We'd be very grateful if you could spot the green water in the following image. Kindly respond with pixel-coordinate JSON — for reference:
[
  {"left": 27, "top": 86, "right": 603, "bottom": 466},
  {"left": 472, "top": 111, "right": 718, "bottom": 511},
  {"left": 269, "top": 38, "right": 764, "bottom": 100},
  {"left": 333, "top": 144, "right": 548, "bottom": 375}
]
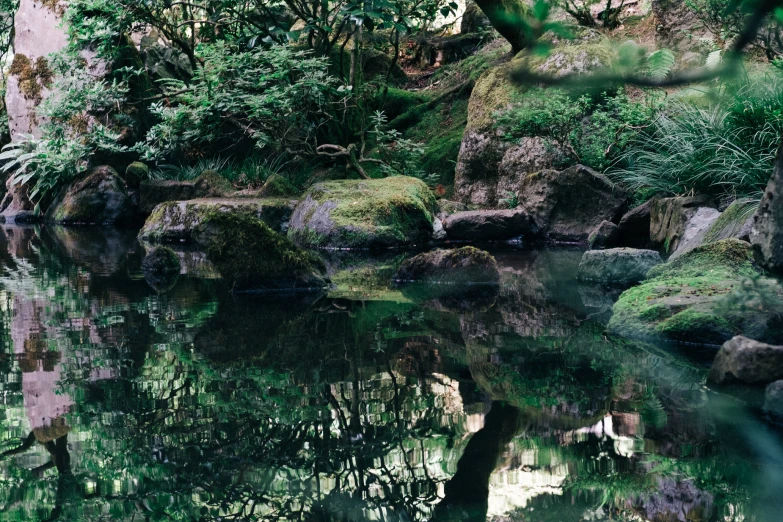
[{"left": 0, "top": 225, "right": 781, "bottom": 522}]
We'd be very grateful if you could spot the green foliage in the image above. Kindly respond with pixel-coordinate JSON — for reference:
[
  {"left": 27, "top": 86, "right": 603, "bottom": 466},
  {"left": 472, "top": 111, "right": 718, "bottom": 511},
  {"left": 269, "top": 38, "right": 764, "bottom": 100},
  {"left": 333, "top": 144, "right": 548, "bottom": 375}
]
[
  {"left": 369, "top": 111, "right": 432, "bottom": 181},
  {"left": 498, "top": 88, "right": 661, "bottom": 171},
  {"left": 645, "top": 49, "right": 676, "bottom": 80},
  {"left": 499, "top": 190, "right": 519, "bottom": 209},
  {"left": 610, "top": 73, "right": 783, "bottom": 201}
]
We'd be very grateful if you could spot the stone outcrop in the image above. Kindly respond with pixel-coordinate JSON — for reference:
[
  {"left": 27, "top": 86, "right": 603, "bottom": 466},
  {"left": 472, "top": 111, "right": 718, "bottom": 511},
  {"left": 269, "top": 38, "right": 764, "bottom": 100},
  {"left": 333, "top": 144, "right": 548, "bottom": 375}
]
[
  {"left": 751, "top": 145, "right": 783, "bottom": 273},
  {"left": 578, "top": 248, "right": 662, "bottom": 284},
  {"left": 442, "top": 208, "right": 538, "bottom": 240},
  {"left": 649, "top": 195, "right": 716, "bottom": 255},
  {"left": 708, "top": 336, "right": 783, "bottom": 385},
  {"left": 288, "top": 176, "right": 437, "bottom": 249},
  {"left": 139, "top": 197, "right": 298, "bottom": 242},
  {"left": 454, "top": 34, "right": 612, "bottom": 207},
  {"left": 667, "top": 207, "right": 721, "bottom": 259},
  {"left": 47, "top": 166, "right": 134, "bottom": 225},
  {"left": 138, "top": 171, "right": 233, "bottom": 215},
  {"left": 608, "top": 239, "right": 783, "bottom": 345},
  {"left": 616, "top": 199, "right": 655, "bottom": 248},
  {"left": 393, "top": 246, "right": 500, "bottom": 283},
  {"left": 588, "top": 220, "right": 619, "bottom": 249},
  {"left": 516, "top": 165, "right": 628, "bottom": 243}
]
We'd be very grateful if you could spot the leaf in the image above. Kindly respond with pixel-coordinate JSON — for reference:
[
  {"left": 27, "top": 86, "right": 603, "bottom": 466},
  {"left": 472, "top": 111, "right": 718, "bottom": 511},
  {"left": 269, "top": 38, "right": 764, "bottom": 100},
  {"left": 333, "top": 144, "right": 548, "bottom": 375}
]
[{"left": 646, "top": 49, "right": 675, "bottom": 80}]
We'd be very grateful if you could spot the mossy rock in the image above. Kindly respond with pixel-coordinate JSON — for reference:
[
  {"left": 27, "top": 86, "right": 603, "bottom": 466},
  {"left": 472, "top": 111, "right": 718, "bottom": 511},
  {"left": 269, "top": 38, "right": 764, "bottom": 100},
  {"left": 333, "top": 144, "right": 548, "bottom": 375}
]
[
  {"left": 125, "top": 161, "right": 149, "bottom": 189},
  {"left": 288, "top": 176, "right": 438, "bottom": 249},
  {"left": 258, "top": 174, "right": 300, "bottom": 197},
  {"left": 139, "top": 170, "right": 233, "bottom": 215},
  {"left": 198, "top": 212, "right": 329, "bottom": 292},
  {"left": 142, "top": 246, "right": 181, "bottom": 292},
  {"left": 47, "top": 166, "right": 134, "bottom": 225},
  {"left": 394, "top": 246, "right": 500, "bottom": 284},
  {"left": 139, "top": 197, "right": 298, "bottom": 243},
  {"left": 608, "top": 239, "right": 783, "bottom": 345}
]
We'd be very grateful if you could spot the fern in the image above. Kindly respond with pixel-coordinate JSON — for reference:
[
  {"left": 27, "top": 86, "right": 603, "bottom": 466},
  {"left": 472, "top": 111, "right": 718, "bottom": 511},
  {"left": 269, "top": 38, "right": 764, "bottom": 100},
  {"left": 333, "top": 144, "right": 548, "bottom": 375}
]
[{"left": 646, "top": 49, "right": 676, "bottom": 80}]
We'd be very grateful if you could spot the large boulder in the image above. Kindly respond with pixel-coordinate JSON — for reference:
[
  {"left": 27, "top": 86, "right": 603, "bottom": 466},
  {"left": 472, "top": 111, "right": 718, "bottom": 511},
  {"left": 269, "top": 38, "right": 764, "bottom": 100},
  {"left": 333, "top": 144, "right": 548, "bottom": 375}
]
[
  {"left": 454, "top": 35, "right": 612, "bottom": 207},
  {"left": 707, "top": 336, "right": 783, "bottom": 385},
  {"left": 578, "top": 248, "right": 662, "bottom": 284},
  {"left": 667, "top": 207, "right": 721, "bottom": 259},
  {"left": 608, "top": 239, "right": 783, "bottom": 345},
  {"left": 516, "top": 165, "right": 629, "bottom": 242},
  {"left": 288, "top": 176, "right": 437, "bottom": 249},
  {"left": 139, "top": 197, "right": 298, "bottom": 242},
  {"left": 649, "top": 195, "right": 717, "bottom": 255},
  {"left": 616, "top": 199, "right": 655, "bottom": 248},
  {"left": 442, "top": 208, "right": 538, "bottom": 240},
  {"left": 47, "top": 166, "right": 134, "bottom": 225},
  {"left": 393, "top": 247, "right": 500, "bottom": 283},
  {"left": 138, "top": 171, "right": 232, "bottom": 215},
  {"left": 751, "top": 147, "right": 783, "bottom": 274},
  {"left": 588, "top": 220, "right": 619, "bottom": 249}
]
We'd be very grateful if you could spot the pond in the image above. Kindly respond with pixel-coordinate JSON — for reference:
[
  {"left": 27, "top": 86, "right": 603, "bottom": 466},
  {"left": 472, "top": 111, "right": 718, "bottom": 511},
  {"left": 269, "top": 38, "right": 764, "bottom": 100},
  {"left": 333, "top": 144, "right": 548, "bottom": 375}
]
[{"left": 0, "top": 225, "right": 781, "bottom": 522}]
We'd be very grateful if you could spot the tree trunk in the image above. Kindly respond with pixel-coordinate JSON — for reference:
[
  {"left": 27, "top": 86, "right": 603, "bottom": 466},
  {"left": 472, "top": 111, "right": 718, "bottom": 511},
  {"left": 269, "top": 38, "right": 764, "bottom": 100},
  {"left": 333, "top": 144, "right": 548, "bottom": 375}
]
[{"left": 473, "top": 0, "right": 532, "bottom": 54}]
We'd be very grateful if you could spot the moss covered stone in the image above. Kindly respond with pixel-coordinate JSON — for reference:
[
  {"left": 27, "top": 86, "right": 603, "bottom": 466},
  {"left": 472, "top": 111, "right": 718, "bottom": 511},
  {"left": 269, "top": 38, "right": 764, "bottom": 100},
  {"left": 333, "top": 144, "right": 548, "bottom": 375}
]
[
  {"left": 139, "top": 197, "right": 298, "bottom": 242},
  {"left": 47, "top": 166, "right": 133, "bottom": 225},
  {"left": 394, "top": 246, "right": 500, "bottom": 283},
  {"left": 139, "top": 170, "right": 233, "bottom": 215},
  {"left": 608, "top": 239, "right": 783, "bottom": 345},
  {"left": 258, "top": 174, "right": 300, "bottom": 197},
  {"left": 125, "top": 161, "right": 149, "bottom": 189},
  {"left": 288, "top": 176, "right": 438, "bottom": 249}
]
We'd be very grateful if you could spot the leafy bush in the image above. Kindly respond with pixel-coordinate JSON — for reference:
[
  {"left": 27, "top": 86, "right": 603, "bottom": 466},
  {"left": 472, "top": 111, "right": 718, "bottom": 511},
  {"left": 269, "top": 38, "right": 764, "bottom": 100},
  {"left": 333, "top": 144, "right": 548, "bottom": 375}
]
[
  {"left": 609, "top": 73, "right": 783, "bottom": 202},
  {"left": 498, "top": 88, "right": 661, "bottom": 171}
]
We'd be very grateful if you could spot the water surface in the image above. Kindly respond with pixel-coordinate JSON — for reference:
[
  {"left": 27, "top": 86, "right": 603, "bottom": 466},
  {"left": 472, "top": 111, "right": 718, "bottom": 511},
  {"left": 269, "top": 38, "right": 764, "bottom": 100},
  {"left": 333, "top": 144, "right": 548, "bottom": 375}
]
[{"left": 0, "top": 225, "right": 781, "bottom": 521}]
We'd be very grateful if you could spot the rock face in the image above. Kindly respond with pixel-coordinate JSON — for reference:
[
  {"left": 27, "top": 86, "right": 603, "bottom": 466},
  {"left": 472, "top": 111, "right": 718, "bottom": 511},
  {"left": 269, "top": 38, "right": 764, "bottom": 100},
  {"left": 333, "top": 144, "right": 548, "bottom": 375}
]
[
  {"left": 516, "top": 165, "right": 628, "bottom": 242},
  {"left": 48, "top": 166, "right": 134, "bottom": 225},
  {"left": 608, "top": 239, "right": 783, "bottom": 345},
  {"left": 288, "top": 176, "right": 437, "bottom": 249},
  {"left": 393, "top": 247, "right": 500, "bottom": 283},
  {"left": 442, "top": 208, "right": 538, "bottom": 240},
  {"left": 751, "top": 146, "right": 783, "bottom": 273},
  {"left": 139, "top": 198, "right": 298, "bottom": 242},
  {"left": 578, "top": 248, "right": 662, "bottom": 284},
  {"left": 764, "top": 380, "right": 783, "bottom": 419},
  {"left": 138, "top": 172, "right": 233, "bottom": 215},
  {"left": 667, "top": 206, "right": 721, "bottom": 259},
  {"left": 652, "top": 0, "right": 712, "bottom": 52},
  {"left": 0, "top": 177, "right": 37, "bottom": 223},
  {"left": 454, "top": 35, "right": 612, "bottom": 207},
  {"left": 616, "top": 199, "right": 655, "bottom": 248},
  {"left": 588, "top": 220, "right": 619, "bottom": 249},
  {"left": 707, "top": 336, "right": 783, "bottom": 385},
  {"left": 650, "top": 195, "right": 716, "bottom": 255},
  {"left": 4, "top": 0, "right": 69, "bottom": 138}
]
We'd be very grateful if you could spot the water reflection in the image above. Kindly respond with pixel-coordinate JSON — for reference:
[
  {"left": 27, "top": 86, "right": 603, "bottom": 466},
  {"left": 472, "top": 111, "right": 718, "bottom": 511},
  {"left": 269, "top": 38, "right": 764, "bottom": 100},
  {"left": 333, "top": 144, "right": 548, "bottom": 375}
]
[{"left": 0, "top": 226, "right": 780, "bottom": 521}]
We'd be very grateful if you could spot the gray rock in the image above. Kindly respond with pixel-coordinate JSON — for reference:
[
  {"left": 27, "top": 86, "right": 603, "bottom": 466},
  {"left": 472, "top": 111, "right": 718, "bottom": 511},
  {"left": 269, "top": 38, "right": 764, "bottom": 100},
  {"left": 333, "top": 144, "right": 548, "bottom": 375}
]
[
  {"left": 516, "top": 165, "right": 628, "bottom": 243},
  {"left": 442, "top": 208, "right": 538, "bottom": 241},
  {"left": 47, "top": 166, "right": 133, "bottom": 225},
  {"left": 650, "top": 195, "right": 717, "bottom": 255},
  {"left": 588, "top": 220, "right": 619, "bottom": 249},
  {"left": 139, "top": 172, "right": 231, "bottom": 215},
  {"left": 708, "top": 336, "right": 783, "bottom": 385},
  {"left": 394, "top": 247, "right": 499, "bottom": 283},
  {"left": 751, "top": 147, "right": 783, "bottom": 273},
  {"left": 436, "top": 199, "right": 469, "bottom": 219},
  {"left": 616, "top": 199, "right": 655, "bottom": 248},
  {"left": 140, "top": 37, "right": 193, "bottom": 83},
  {"left": 668, "top": 206, "right": 722, "bottom": 260},
  {"left": 578, "top": 248, "right": 662, "bottom": 284},
  {"left": 764, "top": 380, "right": 783, "bottom": 419}
]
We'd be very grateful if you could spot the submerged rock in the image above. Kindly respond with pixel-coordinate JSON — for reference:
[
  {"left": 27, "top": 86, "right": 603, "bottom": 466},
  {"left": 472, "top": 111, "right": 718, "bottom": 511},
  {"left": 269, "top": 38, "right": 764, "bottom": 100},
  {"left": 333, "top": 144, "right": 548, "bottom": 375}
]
[
  {"left": 442, "top": 208, "right": 538, "bottom": 241},
  {"left": 707, "top": 336, "right": 783, "bottom": 385},
  {"left": 394, "top": 247, "right": 500, "bottom": 284},
  {"left": 608, "top": 239, "right": 783, "bottom": 345},
  {"left": 516, "top": 165, "right": 628, "bottom": 243},
  {"left": 751, "top": 149, "right": 783, "bottom": 274},
  {"left": 578, "top": 248, "right": 662, "bottom": 284},
  {"left": 48, "top": 166, "right": 133, "bottom": 225},
  {"left": 139, "top": 170, "right": 232, "bottom": 215},
  {"left": 649, "top": 195, "right": 716, "bottom": 255},
  {"left": 288, "top": 176, "right": 437, "bottom": 249},
  {"left": 588, "top": 220, "right": 619, "bottom": 249},
  {"left": 139, "top": 197, "right": 298, "bottom": 242},
  {"left": 764, "top": 380, "right": 783, "bottom": 420}
]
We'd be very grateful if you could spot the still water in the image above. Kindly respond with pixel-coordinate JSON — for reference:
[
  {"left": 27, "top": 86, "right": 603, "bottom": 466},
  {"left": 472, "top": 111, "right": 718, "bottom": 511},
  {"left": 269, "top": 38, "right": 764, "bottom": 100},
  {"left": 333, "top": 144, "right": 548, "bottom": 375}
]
[{"left": 0, "top": 224, "right": 781, "bottom": 522}]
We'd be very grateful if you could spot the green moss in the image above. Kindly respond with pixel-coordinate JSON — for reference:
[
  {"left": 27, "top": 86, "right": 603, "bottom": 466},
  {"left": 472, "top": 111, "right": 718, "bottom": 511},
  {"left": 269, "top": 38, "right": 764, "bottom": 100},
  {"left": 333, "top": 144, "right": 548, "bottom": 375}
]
[
  {"left": 703, "top": 198, "right": 757, "bottom": 243},
  {"left": 9, "top": 54, "right": 54, "bottom": 104},
  {"left": 142, "top": 246, "right": 181, "bottom": 274},
  {"left": 259, "top": 173, "right": 299, "bottom": 197},
  {"left": 196, "top": 170, "right": 233, "bottom": 194},
  {"left": 657, "top": 309, "right": 735, "bottom": 344},
  {"left": 404, "top": 98, "right": 468, "bottom": 186},
  {"left": 125, "top": 161, "right": 149, "bottom": 188},
  {"left": 647, "top": 239, "right": 757, "bottom": 279},
  {"left": 372, "top": 88, "right": 429, "bottom": 120}
]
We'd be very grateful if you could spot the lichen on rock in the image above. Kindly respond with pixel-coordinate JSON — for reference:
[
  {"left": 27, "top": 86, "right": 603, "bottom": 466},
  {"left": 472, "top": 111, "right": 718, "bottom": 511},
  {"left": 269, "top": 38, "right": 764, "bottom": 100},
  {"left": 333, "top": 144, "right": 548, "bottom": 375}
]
[{"left": 288, "top": 176, "right": 438, "bottom": 249}]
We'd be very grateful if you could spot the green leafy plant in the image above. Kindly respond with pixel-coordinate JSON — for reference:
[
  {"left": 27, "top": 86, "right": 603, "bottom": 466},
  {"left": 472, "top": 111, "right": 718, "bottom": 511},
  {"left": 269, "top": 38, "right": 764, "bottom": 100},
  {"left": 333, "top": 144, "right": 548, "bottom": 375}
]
[
  {"left": 499, "top": 190, "right": 519, "bottom": 209},
  {"left": 369, "top": 111, "right": 433, "bottom": 182}
]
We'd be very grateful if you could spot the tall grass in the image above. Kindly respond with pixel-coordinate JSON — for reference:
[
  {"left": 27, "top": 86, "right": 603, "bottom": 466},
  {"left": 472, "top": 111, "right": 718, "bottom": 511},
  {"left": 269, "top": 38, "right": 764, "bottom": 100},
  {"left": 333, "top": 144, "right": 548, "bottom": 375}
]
[
  {"left": 609, "top": 72, "right": 783, "bottom": 203},
  {"left": 151, "top": 155, "right": 295, "bottom": 187}
]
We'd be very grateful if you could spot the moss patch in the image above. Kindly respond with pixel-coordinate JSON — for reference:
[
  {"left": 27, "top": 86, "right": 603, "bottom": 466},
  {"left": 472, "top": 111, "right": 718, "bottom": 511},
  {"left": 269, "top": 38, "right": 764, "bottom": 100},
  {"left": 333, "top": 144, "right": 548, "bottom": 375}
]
[
  {"left": 258, "top": 173, "right": 300, "bottom": 197},
  {"left": 9, "top": 54, "right": 54, "bottom": 105},
  {"left": 608, "top": 239, "right": 783, "bottom": 345}
]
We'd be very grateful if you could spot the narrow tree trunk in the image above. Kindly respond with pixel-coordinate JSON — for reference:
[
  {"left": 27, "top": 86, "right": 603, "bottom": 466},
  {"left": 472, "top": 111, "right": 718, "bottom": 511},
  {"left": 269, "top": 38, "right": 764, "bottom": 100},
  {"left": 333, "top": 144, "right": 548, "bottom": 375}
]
[{"left": 473, "top": 0, "right": 532, "bottom": 54}]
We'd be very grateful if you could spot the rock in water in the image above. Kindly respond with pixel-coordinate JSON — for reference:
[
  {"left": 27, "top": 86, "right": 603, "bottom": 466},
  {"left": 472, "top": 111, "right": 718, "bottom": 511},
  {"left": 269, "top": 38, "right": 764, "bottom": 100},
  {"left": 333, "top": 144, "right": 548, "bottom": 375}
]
[
  {"left": 142, "top": 246, "right": 181, "bottom": 292},
  {"left": 516, "top": 165, "right": 628, "bottom": 243},
  {"left": 288, "top": 177, "right": 437, "bottom": 249},
  {"left": 708, "top": 336, "right": 783, "bottom": 385},
  {"left": 48, "top": 166, "right": 133, "bottom": 225},
  {"left": 608, "top": 239, "right": 783, "bottom": 345},
  {"left": 442, "top": 209, "right": 538, "bottom": 241},
  {"left": 588, "top": 221, "right": 619, "bottom": 249},
  {"left": 394, "top": 247, "right": 500, "bottom": 283},
  {"left": 578, "top": 248, "right": 662, "bottom": 284},
  {"left": 752, "top": 145, "right": 783, "bottom": 274},
  {"left": 764, "top": 380, "right": 783, "bottom": 420}
]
